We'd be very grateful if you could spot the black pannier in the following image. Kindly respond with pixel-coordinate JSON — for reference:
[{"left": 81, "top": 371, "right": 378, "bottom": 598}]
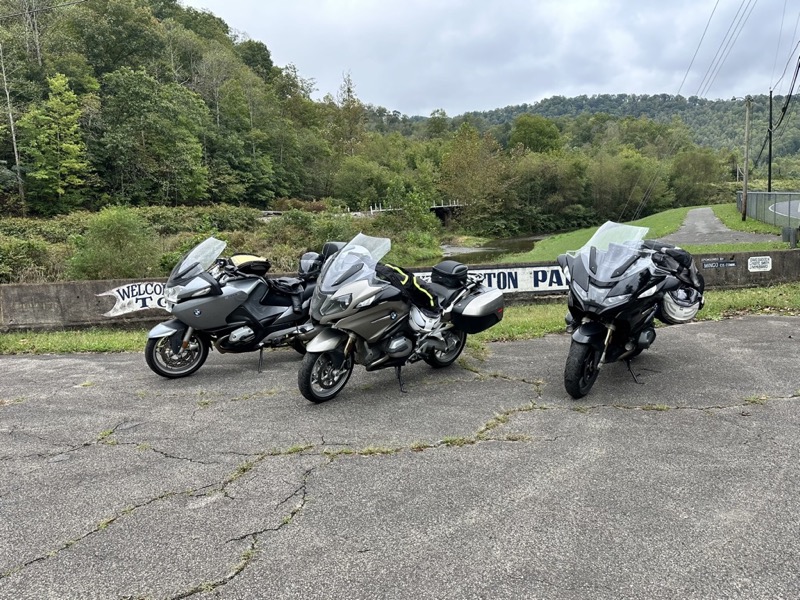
[{"left": 431, "top": 260, "right": 468, "bottom": 288}]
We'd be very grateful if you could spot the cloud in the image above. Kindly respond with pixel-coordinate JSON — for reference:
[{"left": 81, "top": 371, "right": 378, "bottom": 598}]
[{"left": 184, "top": 0, "right": 800, "bottom": 115}]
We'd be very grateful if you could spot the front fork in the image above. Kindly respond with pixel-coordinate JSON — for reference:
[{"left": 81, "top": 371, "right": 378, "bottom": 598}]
[
  {"left": 596, "top": 323, "right": 615, "bottom": 370},
  {"left": 573, "top": 318, "right": 614, "bottom": 371}
]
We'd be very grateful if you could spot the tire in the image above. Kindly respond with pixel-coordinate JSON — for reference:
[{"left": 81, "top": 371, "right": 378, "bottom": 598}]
[
  {"left": 145, "top": 334, "right": 209, "bottom": 379},
  {"left": 564, "top": 340, "right": 601, "bottom": 399},
  {"left": 298, "top": 349, "right": 354, "bottom": 403},
  {"left": 423, "top": 328, "right": 467, "bottom": 368}
]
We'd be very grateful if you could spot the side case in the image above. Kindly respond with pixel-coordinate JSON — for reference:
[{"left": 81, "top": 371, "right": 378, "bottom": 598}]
[{"left": 450, "top": 285, "right": 504, "bottom": 334}]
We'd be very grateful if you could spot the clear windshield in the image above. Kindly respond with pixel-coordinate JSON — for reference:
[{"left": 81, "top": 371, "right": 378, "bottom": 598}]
[
  {"left": 570, "top": 221, "right": 650, "bottom": 281},
  {"left": 318, "top": 233, "right": 391, "bottom": 293},
  {"left": 168, "top": 237, "right": 227, "bottom": 285}
]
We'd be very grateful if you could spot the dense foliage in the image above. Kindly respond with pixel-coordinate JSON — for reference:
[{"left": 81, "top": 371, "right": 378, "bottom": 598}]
[{"left": 0, "top": 0, "right": 796, "bottom": 252}]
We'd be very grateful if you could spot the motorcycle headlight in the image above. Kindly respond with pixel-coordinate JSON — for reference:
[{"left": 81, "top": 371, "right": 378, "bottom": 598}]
[
  {"left": 164, "top": 285, "right": 182, "bottom": 304},
  {"left": 319, "top": 293, "right": 352, "bottom": 316},
  {"left": 601, "top": 293, "right": 631, "bottom": 307},
  {"left": 638, "top": 285, "right": 658, "bottom": 299}
]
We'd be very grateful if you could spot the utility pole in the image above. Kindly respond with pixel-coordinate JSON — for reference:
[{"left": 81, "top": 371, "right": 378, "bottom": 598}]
[
  {"left": 768, "top": 90, "right": 773, "bottom": 192},
  {"left": 741, "top": 96, "right": 751, "bottom": 222}
]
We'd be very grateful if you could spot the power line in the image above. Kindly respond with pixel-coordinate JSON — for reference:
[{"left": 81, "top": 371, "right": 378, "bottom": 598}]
[
  {"left": 698, "top": 0, "right": 759, "bottom": 98},
  {"left": 0, "top": 0, "right": 90, "bottom": 22},
  {"left": 677, "top": 0, "right": 720, "bottom": 97}
]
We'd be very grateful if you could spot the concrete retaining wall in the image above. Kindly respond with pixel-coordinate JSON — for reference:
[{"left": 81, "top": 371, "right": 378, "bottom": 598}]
[{"left": 1, "top": 250, "right": 798, "bottom": 332}]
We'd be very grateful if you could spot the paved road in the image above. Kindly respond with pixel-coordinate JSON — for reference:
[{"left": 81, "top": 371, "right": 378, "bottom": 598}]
[
  {"left": 659, "top": 207, "right": 780, "bottom": 246},
  {"left": 2, "top": 315, "right": 800, "bottom": 599}
]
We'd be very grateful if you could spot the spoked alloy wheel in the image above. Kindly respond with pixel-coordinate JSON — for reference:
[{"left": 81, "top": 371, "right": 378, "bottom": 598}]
[
  {"left": 298, "top": 349, "right": 354, "bottom": 403},
  {"left": 423, "top": 328, "right": 467, "bottom": 368},
  {"left": 564, "top": 340, "right": 601, "bottom": 399},
  {"left": 145, "top": 334, "right": 209, "bottom": 378}
]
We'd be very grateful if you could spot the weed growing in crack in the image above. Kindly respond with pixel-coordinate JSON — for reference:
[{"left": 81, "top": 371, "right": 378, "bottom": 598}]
[
  {"left": 197, "top": 399, "right": 213, "bottom": 409},
  {"left": 440, "top": 437, "right": 476, "bottom": 447},
  {"left": 285, "top": 444, "right": 313, "bottom": 455},
  {"left": 745, "top": 395, "right": 768, "bottom": 405},
  {"left": 411, "top": 441, "right": 433, "bottom": 452},
  {"left": 477, "top": 413, "right": 510, "bottom": 438},
  {"left": 76, "top": 381, "right": 94, "bottom": 388},
  {"left": 323, "top": 448, "right": 355, "bottom": 457},
  {"left": 136, "top": 443, "right": 152, "bottom": 452},
  {"left": 502, "top": 433, "right": 531, "bottom": 442},
  {"left": 642, "top": 404, "right": 670, "bottom": 411},
  {"left": 359, "top": 447, "right": 399, "bottom": 456},
  {"left": 97, "top": 429, "right": 116, "bottom": 444},
  {"left": 572, "top": 406, "right": 590, "bottom": 413}
]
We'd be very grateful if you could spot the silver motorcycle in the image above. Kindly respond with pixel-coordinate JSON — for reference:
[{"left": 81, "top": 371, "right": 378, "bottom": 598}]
[
  {"left": 146, "top": 237, "right": 339, "bottom": 378},
  {"left": 297, "top": 233, "right": 505, "bottom": 402}
]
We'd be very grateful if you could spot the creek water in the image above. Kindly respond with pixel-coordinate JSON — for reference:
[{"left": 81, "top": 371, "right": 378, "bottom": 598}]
[{"left": 436, "top": 235, "right": 543, "bottom": 266}]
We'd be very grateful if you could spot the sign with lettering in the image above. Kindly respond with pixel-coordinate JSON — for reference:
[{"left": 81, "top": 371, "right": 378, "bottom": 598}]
[
  {"left": 747, "top": 256, "right": 772, "bottom": 272},
  {"left": 417, "top": 265, "right": 568, "bottom": 294},
  {"left": 701, "top": 258, "right": 737, "bottom": 269},
  {"left": 97, "top": 282, "right": 168, "bottom": 317}
]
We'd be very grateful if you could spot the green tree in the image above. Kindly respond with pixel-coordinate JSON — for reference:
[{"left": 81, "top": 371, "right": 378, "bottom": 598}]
[
  {"left": 99, "top": 68, "right": 209, "bottom": 205},
  {"left": 509, "top": 114, "right": 561, "bottom": 153},
  {"left": 56, "top": 0, "right": 165, "bottom": 76},
  {"left": 17, "top": 73, "right": 91, "bottom": 215},
  {"left": 439, "top": 123, "right": 516, "bottom": 235},
  {"left": 235, "top": 39, "right": 273, "bottom": 81},
  {"left": 670, "top": 147, "right": 725, "bottom": 205}
]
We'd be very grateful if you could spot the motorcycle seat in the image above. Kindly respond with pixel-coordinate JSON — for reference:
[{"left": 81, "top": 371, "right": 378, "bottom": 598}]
[{"left": 426, "top": 281, "right": 463, "bottom": 308}]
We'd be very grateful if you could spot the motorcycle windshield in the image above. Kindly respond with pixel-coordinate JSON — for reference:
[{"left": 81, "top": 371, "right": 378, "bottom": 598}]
[
  {"left": 167, "top": 237, "right": 227, "bottom": 285},
  {"left": 570, "top": 221, "right": 649, "bottom": 282},
  {"left": 317, "top": 233, "right": 391, "bottom": 294}
]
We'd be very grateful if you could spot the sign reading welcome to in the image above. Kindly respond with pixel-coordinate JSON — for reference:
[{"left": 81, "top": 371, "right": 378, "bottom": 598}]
[{"left": 97, "top": 282, "right": 169, "bottom": 317}]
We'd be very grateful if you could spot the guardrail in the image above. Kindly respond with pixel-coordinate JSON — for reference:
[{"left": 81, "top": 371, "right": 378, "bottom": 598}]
[{"left": 1, "top": 249, "right": 797, "bottom": 332}]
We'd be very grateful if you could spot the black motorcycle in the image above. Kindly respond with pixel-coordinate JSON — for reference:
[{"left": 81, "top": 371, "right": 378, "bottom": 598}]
[
  {"left": 557, "top": 221, "right": 704, "bottom": 398},
  {"left": 145, "top": 237, "right": 342, "bottom": 378}
]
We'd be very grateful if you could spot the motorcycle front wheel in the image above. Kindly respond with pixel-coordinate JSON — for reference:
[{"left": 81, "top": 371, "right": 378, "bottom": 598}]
[
  {"left": 298, "top": 349, "right": 354, "bottom": 403},
  {"left": 564, "top": 340, "right": 601, "bottom": 399},
  {"left": 145, "top": 334, "right": 209, "bottom": 379},
  {"left": 423, "top": 328, "right": 467, "bottom": 368}
]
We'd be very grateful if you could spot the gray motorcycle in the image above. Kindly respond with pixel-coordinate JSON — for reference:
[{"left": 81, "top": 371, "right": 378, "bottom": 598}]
[
  {"left": 146, "top": 237, "right": 340, "bottom": 378},
  {"left": 297, "top": 233, "right": 505, "bottom": 403}
]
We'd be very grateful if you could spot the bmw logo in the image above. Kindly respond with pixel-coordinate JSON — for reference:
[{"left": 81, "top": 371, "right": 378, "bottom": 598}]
[
  {"left": 193, "top": 309, "right": 202, "bottom": 317},
  {"left": 390, "top": 311, "right": 397, "bottom": 320}
]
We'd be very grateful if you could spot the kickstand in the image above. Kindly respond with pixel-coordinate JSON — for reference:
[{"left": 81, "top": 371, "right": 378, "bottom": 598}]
[
  {"left": 395, "top": 365, "right": 407, "bottom": 393},
  {"left": 626, "top": 359, "right": 642, "bottom": 385},
  {"left": 258, "top": 347, "right": 264, "bottom": 373}
]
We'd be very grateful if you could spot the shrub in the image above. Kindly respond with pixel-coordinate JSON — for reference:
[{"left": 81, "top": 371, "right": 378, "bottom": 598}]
[{"left": 68, "top": 207, "right": 162, "bottom": 280}]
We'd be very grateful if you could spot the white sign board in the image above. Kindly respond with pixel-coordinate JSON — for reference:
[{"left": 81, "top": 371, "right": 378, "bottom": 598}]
[
  {"left": 97, "top": 282, "right": 169, "bottom": 317},
  {"left": 417, "top": 265, "right": 568, "bottom": 294},
  {"left": 747, "top": 256, "right": 772, "bottom": 273}
]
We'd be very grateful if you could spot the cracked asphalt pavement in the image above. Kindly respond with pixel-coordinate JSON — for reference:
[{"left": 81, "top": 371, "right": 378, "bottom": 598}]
[{"left": 1, "top": 315, "right": 799, "bottom": 599}]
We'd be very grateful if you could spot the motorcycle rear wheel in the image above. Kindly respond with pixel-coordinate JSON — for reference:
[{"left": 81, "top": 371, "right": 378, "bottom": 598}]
[
  {"left": 298, "top": 349, "right": 354, "bottom": 403},
  {"left": 145, "top": 334, "right": 209, "bottom": 379},
  {"left": 564, "top": 340, "right": 600, "bottom": 399},
  {"left": 423, "top": 328, "right": 467, "bottom": 368}
]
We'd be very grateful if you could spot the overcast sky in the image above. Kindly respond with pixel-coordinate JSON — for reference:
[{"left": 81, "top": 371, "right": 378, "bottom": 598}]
[{"left": 182, "top": 0, "right": 800, "bottom": 117}]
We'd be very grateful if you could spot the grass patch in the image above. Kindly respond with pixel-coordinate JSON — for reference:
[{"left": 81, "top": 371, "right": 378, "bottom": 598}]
[
  {"left": 0, "top": 327, "right": 146, "bottom": 354},
  {"left": 502, "top": 207, "right": 692, "bottom": 263},
  {"left": 711, "top": 203, "right": 783, "bottom": 235}
]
